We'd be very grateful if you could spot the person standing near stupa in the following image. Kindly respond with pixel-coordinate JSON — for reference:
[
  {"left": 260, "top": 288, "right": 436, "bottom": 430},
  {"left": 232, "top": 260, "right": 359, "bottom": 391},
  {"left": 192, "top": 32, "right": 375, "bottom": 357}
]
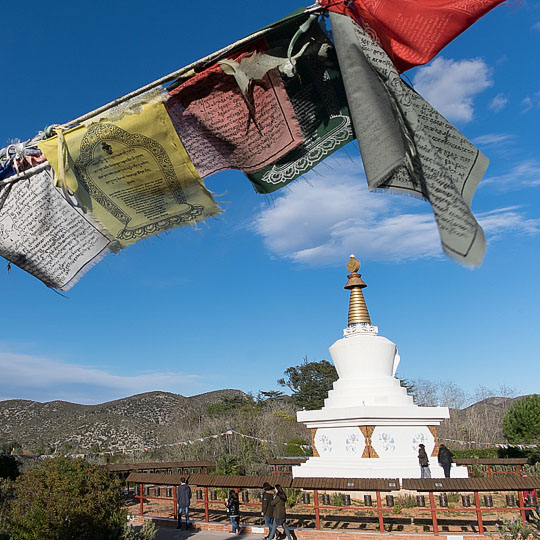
[{"left": 418, "top": 444, "right": 431, "bottom": 478}]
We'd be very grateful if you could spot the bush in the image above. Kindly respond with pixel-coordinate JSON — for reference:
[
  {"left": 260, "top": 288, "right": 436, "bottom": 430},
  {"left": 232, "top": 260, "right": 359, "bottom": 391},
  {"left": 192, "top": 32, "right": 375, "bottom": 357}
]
[
  {"left": 284, "top": 438, "right": 312, "bottom": 457},
  {"left": 496, "top": 516, "right": 540, "bottom": 540},
  {"left": 451, "top": 448, "right": 499, "bottom": 459},
  {"left": 395, "top": 495, "right": 416, "bottom": 508},
  {"left": 285, "top": 489, "right": 302, "bottom": 508},
  {"left": 331, "top": 493, "right": 345, "bottom": 506},
  {"left": 0, "top": 456, "right": 19, "bottom": 481},
  {"left": 123, "top": 521, "right": 158, "bottom": 540},
  {"left": 7, "top": 457, "right": 126, "bottom": 540},
  {"left": 215, "top": 455, "right": 244, "bottom": 476}
]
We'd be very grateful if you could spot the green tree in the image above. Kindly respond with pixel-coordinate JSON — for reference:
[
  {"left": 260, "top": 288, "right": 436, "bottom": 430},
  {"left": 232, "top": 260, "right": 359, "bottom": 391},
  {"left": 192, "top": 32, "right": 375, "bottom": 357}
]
[
  {"left": 0, "top": 456, "right": 19, "bottom": 481},
  {"left": 215, "top": 455, "right": 244, "bottom": 475},
  {"left": 503, "top": 395, "right": 540, "bottom": 444},
  {"left": 8, "top": 457, "right": 126, "bottom": 540},
  {"left": 284, "top": 438, "right": 312, "bottom": 457},
  {"left": 207, "top": 395, "right": 256, "bottom": 417},
  {"left": 278, "top": 357, "right": 338, "bottom": 410}
]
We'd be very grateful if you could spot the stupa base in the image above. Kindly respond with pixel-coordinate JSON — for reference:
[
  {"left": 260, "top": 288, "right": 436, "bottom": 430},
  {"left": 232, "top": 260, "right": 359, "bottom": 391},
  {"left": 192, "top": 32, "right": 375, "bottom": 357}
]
[{"left": 293, "top": 457, "right": 468, "bottom": 479}]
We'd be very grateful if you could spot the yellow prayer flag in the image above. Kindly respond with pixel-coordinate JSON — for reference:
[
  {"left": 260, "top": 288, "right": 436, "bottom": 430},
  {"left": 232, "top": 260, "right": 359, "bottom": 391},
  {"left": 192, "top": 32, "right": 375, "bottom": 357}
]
[{"left": 39, "top": 94, "right": 220, "bottom": 250}]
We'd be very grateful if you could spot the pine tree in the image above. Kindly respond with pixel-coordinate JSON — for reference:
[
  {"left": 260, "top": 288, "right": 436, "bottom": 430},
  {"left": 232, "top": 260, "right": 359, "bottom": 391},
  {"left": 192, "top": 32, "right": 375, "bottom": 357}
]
[{"left": 502, "top": 395, "right": 540, "bottom": 444}]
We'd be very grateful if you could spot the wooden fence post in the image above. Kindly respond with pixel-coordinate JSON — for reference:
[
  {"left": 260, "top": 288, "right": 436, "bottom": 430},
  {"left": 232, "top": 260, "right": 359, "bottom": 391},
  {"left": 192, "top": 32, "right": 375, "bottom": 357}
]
[
  {"left": 429, "top": 492, "right": 439, "bottom": 535},
  {"left": 204, "top": 487, "right": 209, "bottom": 522},
  {"left": 518, "top": 491, "right": 527, "bottom": 523},
  {"left": 139, "top": 484, "right": 144, "bottom": 516},
  {"left": 376, "top": 491, "right": 385, "bottom": 533},
  {"left": 474, "top": 491, "right": 484, "bottom": 535},
  {"left": 313, "top": 490, "right": 321, "bottom": 530}
]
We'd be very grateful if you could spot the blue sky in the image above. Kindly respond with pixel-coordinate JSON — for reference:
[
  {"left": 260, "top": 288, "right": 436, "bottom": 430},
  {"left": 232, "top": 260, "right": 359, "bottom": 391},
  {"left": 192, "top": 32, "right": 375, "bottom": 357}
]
[{"left": 1, "top": 1, "right": 539, "bottom": 405}]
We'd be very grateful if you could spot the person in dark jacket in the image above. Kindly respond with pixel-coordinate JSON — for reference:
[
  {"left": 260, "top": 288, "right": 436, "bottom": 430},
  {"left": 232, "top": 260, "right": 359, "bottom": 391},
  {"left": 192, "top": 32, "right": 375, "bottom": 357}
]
[
  {"left": 437, "top": 444, "right": 454, "bottom": 478},
  {"left": 418, "top": 444, "right": 431, "bottom": 478},
  {"left": 226, "top": 489, "right": 241, "bottom": 534},
  {"left": 267, "top": 484, "right": 293, "bottom": 540},
  {"left": 261, "top": 482, "right": 274, "bottom": 539},
  {"left": 176, "top": 477, "right": 192, "bottom": 530}
]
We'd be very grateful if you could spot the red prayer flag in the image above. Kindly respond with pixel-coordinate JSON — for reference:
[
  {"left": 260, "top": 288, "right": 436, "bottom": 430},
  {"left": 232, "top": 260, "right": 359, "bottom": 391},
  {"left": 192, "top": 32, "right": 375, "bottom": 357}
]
[{"left": 319, "top": 0, "right": 507, "bottom": 72}]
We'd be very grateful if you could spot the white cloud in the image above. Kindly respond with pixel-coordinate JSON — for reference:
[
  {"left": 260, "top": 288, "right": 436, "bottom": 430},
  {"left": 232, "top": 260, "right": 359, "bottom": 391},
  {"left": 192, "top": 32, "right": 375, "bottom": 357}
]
[
  {"left": 521, "top": 97, "right": 534, "bottom": 113},
  {"left": 252, "top": 159, "right": 540, "bottom": 266},
  {"left": 472, "top": 133, "right": 515, "bottom": 146},
  {"left": 412, "top": 57, "right": 492, "bottom": 123},
  {"left": 482, "top": 161, "right": 540, "bottom": 188},
  {"left": 0, "top": 351, "right": 207, "bottom": 404},
  {"left": 478, "top": 207, "right": 540, "bottom": 237},
  {"left": 521, "top": 92, "right": 540, "bottom": 113},
  {"left": 489, "top": 93, "right": 508, "bottom": 112}
]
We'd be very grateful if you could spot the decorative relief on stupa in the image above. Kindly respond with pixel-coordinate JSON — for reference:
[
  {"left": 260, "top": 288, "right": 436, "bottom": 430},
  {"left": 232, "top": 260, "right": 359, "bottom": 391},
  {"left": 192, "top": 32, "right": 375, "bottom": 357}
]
[
  {"left": 360, "top": 426, "right": 379, "bottom": 458},
  {"left": 428, "top": 425, "right": 440, "bottom": 456},
  {"left": 378, "top": 432, "right": 396, "bottom": 454},
  {"left": 412, "top": 432, "right": 427, "bottom": 450},
  {"left": 317, "top": 433, "right": 333, "bottom": 454},
  {"left": 345, "top": 432, "right": 362, "bottom": 454}
]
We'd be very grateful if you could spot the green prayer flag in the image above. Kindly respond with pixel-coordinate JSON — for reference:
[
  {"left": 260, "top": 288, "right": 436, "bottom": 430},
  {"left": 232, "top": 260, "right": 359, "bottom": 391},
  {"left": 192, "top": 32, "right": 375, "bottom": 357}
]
[{"left": 246, "top": 16, "right": 354, "bottom": 194}]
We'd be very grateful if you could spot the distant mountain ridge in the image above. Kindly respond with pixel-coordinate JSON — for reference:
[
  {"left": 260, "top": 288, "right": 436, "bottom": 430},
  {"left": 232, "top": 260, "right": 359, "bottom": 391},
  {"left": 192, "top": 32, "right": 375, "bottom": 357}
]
[
  {"left": 0, "top": 390, "right": 245, "bottom": 453},
  {"left": 0, "top": 392, "right": 525, "bottom": 454}
]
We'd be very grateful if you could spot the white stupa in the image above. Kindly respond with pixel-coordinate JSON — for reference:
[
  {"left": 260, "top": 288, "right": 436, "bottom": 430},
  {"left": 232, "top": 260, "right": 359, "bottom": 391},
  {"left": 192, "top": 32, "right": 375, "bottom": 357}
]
[{"left": 293, "top": 256, "right": 467, "bottom": 479}]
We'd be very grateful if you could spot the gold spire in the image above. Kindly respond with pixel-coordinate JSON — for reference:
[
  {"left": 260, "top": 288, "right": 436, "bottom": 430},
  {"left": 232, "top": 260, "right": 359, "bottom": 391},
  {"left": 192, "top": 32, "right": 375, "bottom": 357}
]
[{"left": 344, "top": 255, "right": 371, "bottom": 326}]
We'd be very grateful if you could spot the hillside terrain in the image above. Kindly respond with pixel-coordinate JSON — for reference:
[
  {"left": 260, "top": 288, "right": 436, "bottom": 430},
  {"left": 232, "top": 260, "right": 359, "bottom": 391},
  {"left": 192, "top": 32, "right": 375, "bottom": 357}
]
[
  {"left": 0, "top": 391, "right": 522, "bottom": 456},
  {"left": 0, "top": 389, "right": 246, "bottom": 453}
]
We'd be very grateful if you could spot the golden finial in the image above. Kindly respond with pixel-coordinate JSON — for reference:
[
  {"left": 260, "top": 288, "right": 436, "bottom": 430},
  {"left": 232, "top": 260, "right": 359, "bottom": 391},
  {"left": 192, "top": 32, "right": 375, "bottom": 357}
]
[
  {"left": 344, "top": 255, "right": 371, "bottom": 326},
  {"left": 346, "top": 254, "right": 361, "bottom": 273}
]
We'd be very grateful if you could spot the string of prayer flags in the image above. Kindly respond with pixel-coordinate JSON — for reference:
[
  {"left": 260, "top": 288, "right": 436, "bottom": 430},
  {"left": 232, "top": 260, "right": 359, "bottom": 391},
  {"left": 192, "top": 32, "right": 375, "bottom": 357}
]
[
  {"left": 165, "top": 41, "right": 304, "bottom": 178},
  {"left": 39, "top": 91, "right": 220, "bottom": 252},
  {"left": 0, "top": 165, "right": 111, "bottom": 290},
  {"left": 247, "top": 13, "right": 354, "bottom": 193},
  {"left": 330, "top": 12, "right": 488, "bottom": 265},
  {"left": 319, "top": 0, "right": 507, "bottom": 73}
]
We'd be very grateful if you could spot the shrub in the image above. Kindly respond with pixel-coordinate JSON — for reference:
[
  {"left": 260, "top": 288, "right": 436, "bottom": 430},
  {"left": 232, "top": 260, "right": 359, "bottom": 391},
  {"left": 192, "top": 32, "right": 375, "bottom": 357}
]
[
  {"left": 331, "top": 493, "right": 345, "bottom": 506},
  {"left": 0, "top": 456, "right": 19, "bottom": 481},
  {"left": 284, "top": 437, "right": 312, "bottom": 457},
  {"left": 496, "top": 516, "right": 540, "bottom": 540},
  {"left": 215, "top": 455, "right": 244, "bottom": 476},
  {"left": 395, "top": 495, "right": 416, "bottom": 508},
  {"left": 285, "top": 489, "right": 302, "bottom": 508},
  {"left": 123, "top": 521, "right": 158, "bottom": 540},
  {"left": 7, "top": 457, "right": 126, "bottom": 540}
]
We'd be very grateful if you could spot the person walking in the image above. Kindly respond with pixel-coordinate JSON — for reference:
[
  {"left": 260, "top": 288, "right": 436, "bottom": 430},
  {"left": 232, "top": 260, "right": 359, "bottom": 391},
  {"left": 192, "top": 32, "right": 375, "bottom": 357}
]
[
  {"left": 226, "top": 489, "right": 241, "bottom": 534},
  {"left": 176, "top": 477, "right": 192, "bottom": 530},
  {"left": 418, "top": 444, "right": 431, "bottom": 478},
  {"left": 523, "top": 474, "right": 539, "bottom": 522},
  {"left": 268, "top": 484, "right": 293, "bottom": 540},
  {"left": 261, "top": 482, "right": 274, "bottom": 539},
  {"left": 437, "top": 444, "right": 454, "bottom": 478}
]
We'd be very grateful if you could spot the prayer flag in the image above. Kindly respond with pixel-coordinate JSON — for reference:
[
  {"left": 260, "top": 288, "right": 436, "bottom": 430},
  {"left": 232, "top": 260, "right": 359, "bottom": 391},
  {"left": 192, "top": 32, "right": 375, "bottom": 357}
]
[
  {"left": 247, "top": 14, "right": 354, "bottom": 193},
  {"left": 330, "top": 12, "right": 488, "bottom": 265},
  {"left": 0, "top": 166, "right": 111, "bottom": 290},
  {"left": 166, "top": 41, "right": 304, "bottom": 178},
  {"left": 39, "top": 91, "right": 220, "bottom": 251},
  {"left": 321, "top": 0, "right": 506, "bottom": 72}
]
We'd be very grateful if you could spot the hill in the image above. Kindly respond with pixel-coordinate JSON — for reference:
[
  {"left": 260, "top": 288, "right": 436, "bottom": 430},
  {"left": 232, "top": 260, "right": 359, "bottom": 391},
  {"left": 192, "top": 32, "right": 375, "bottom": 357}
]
[
  {"left": 0, "top": 389, "right": 246, "bottom": 453},
  {"left": 440, "top": 396, "right": 518, "bottom": 447}
]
